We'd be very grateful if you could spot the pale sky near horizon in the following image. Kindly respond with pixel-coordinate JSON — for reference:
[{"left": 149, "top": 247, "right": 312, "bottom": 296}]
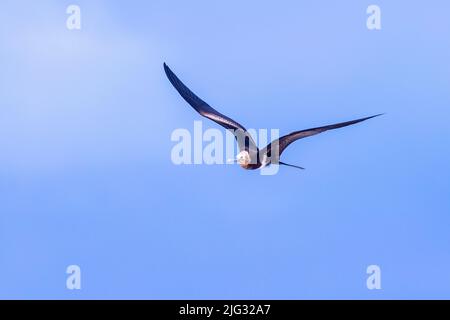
[{"left": 1, "top": 0, "right": 450, "bottom": 299}]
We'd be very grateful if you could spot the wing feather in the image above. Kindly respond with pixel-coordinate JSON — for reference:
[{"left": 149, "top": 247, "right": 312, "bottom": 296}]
[
  {"left": 164, "top": 63, "right": 258, "bottom": 154},
  {"left": 262, "top": 114, "right": 383, "bottom": 158}
]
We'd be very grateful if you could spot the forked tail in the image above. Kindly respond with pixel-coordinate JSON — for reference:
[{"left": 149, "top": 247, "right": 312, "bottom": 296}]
[{"left": 279, "top": 161, "right": 305, "bottom": 170}]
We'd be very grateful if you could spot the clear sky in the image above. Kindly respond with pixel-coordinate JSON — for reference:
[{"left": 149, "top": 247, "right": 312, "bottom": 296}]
[{"left": 1, "top": 0, "right": 450, "bottom": 299}]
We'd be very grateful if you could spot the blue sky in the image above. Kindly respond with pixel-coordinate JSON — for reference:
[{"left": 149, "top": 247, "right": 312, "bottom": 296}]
[{"left": 1, "top": 0, "right": 450, "bottom": 299}]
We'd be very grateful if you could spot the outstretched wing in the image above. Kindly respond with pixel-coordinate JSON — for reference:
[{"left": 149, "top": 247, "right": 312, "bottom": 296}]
[
  {"left": 262, "top": 114, "right": 383, "bottom": 159},
  {"left": 164, "top": 63, "right": 258, "bottom": 154}
]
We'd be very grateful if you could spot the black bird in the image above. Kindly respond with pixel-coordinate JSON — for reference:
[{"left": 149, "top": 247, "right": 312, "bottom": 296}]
[{"left": 164, "top": 63, "right": 381, "bottom": 170}]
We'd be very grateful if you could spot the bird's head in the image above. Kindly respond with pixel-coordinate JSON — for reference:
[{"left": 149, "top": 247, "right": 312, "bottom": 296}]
[{"left": 236, "top": 151, "right": 251, "bottom": 168}]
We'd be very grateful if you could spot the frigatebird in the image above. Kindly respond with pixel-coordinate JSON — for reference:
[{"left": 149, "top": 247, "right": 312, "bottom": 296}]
[{"left": 164, "top": 63, "right": 381, "bottom": 170}]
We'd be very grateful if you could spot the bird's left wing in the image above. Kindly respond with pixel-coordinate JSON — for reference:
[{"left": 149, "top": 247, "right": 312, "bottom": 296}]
[
  {"left": 261, "top": 114, "right": 383, "bottom": 159},
  {"left": 164, "top": 63, "right": 258, "bottom": 154}
]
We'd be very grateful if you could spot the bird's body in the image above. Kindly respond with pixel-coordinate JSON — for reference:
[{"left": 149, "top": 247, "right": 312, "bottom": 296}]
[
  {"left": 164, "top": 63, "right": 382, "bottom": 171},
  {"left": 236, "top": 150, "right": 259, "bottom": 170}
]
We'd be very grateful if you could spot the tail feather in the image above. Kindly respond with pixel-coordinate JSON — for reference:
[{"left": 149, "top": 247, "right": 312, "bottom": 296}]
[{"left": 279, "top": 161, "right": 305, "bottom": 170}]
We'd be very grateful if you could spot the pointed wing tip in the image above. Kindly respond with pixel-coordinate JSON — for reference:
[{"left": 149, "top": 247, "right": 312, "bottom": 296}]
[
  {"left": 358, "top": 113, "right": 385, "bottom": 123},
  {"left": 163, "top": 63, "right": 178, "bottom": 85},
  {"left": 163, "top": 62, "right": 170, "bottom": 72},
  {"left": 164, "top": 62, "right": 175, "bottom": 76},
  {"left": 370, "top": 113, "right": 385, "bottom": 119}
]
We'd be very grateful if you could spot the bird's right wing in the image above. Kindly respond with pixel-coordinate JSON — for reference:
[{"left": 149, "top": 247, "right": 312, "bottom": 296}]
[
  {"left": 262, "top": 114, "right": 383, "bottom": 159},
  {"left": 164, "top": 63, "right": 258, "bottom": 154}
]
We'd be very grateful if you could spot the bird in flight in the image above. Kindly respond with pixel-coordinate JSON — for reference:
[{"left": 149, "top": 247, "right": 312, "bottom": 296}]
[{"left": 164, "top": 63, "right": 382, "bottom": 170}]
